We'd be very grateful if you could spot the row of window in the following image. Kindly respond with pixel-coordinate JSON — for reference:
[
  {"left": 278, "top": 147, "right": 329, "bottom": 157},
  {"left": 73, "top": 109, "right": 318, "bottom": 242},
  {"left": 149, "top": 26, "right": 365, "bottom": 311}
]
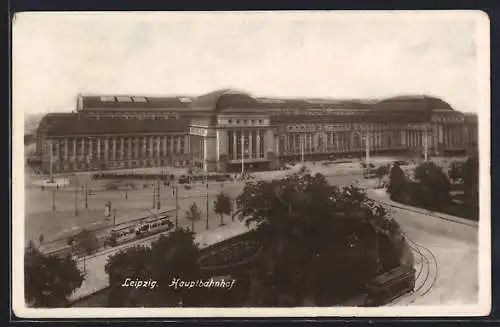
[
  {"left": 225, "top": 119, "right": 265, "bottom": 125},
  {"left": 99, "top": 96, "right": 147, "bottom": 103},
  {"left": 49, "top": 158, "right": 189, "bottom": 172},
  {"left": 87, "top": 112, "right": 181, "bottom": 119}
]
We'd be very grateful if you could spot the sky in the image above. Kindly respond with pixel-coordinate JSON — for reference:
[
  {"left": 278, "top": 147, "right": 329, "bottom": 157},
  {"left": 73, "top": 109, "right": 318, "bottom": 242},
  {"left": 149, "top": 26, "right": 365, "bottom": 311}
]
[{"left": 13, "top": 11, "right": 488, "bottom": 115}]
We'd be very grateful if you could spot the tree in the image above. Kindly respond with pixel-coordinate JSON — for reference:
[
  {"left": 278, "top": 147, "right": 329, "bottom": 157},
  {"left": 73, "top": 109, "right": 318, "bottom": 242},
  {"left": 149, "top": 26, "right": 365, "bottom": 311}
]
[
  {"left": 374, "top": 165, "right": 390, "bottom": 187},
  {"left": 105, "top": 245, "right": 155, "bottom": 307},
  {"left": 235, "top": 172, "right": 405, "bottom": 306},
  {"left": 462, "top": 155, "right": 479, "bottom": 199},
  {"left": 387, "top": 164, "right": 407, "bottom": 202},
  {"left": 448, "top": 161, "right": 464, "bottom": 184},
  {"left": 412, "top": 162, "right": 452, "bottom": 209},
  {"left": 185, "top": 202, "right": 201, "bottom": 232},
  {"left": 105, "top": 228, "right": 201, "bottom": 307},
  {"left": 213, "top": 192, "right": 232, "bottom": 226},
  {"left": 25, "top": 241, "right": 84, "bottom": 307},
  {"left": 74, "top": 229, "right": 100, "bottom": 256}
]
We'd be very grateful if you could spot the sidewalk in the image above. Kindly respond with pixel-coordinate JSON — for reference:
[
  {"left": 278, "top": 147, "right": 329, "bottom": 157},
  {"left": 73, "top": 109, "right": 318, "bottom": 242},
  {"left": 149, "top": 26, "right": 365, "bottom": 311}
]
[
  {"left": 68, "top": 219, "right": 251, "bottom": 302},
  {"left": 366, "top": 188, "right": 478, "bottom": 228}
]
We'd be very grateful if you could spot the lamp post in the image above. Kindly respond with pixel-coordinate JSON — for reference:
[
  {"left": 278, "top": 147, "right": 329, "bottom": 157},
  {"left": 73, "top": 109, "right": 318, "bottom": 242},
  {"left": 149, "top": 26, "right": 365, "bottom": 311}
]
[
  {"left": 240, "top": 133, "right": 245, "bottom": 175},
  {"left": 365, "top": 131, "right": 371, "bottom": 167},
  {"left": 49, "top": 138, "right": 54, "bottom": 183},
  {"left": 84, "top": 181, "right": 88, "bottom": 209},
  {"left": 52, "top": 189, "right": 56, "bottom": 212},
  {"left": 206, "top": 182, "right": 209, "bottom": 230},
  {"left": 175, "top": 186, "right": 179, "bottom": 228},
  {"left": 156, "top": 180, "right": 161, "bottom": 210},
  {"left": 74, "top": 178, "right": 79, "bottom": 217},
  {"left": 152, "top": 180, "right": 156, "bottom": 209}
]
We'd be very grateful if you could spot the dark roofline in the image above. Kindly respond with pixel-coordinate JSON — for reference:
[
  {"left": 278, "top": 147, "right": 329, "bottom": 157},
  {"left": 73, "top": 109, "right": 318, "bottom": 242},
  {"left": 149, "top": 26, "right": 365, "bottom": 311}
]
[
  {"left": 75, "top": 90, "right": 455, "bottom": 113},
  {"left": 44, "top": 115, "right": 190, "bottom": 137}
]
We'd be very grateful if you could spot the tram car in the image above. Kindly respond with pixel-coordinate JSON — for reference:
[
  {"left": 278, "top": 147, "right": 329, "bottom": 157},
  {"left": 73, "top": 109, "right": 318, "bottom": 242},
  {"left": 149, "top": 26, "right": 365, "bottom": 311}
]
[
  {"left": 109, "top": 215, "right": 174, "bottom": 246},
  {"left": 135, "top": 216, "right": 174, "bottom": 238},
  {"left": 364, "top": 265, "right": 416, "bottom": 306}
]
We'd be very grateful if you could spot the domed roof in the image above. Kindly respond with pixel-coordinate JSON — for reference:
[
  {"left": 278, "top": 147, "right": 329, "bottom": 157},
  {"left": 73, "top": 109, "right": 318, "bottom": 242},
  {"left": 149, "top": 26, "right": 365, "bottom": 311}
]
[
  {"left": 190, "top": 89, "right": 259, "bottom": 112},
  {"left": 374, "top": 95, "right": 454, "bottom": 112}
]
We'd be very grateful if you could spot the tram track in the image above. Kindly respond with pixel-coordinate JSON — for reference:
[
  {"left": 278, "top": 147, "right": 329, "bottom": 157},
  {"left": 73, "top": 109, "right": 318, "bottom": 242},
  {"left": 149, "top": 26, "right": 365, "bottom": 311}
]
[
  {"left": 403, "top": 231, "right": 439, "bottom": 300},
  {"left": 367, "top": 199, "right": 443, "bottom": 306}
]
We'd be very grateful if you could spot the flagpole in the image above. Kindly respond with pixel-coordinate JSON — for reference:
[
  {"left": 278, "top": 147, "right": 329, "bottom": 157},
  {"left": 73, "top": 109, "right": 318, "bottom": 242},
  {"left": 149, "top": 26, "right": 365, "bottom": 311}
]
[{"left": 49, "top": 139, "right": 54, "bottom": 183}]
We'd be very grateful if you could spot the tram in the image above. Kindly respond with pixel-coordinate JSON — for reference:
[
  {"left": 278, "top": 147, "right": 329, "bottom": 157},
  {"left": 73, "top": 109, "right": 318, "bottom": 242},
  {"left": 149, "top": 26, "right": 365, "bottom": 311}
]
[
  {"left": 365, "top": 265, "right": 416, "bottom": 306},
  {"left": 108, "top": 215, "right": 174, "bottom": 246}
]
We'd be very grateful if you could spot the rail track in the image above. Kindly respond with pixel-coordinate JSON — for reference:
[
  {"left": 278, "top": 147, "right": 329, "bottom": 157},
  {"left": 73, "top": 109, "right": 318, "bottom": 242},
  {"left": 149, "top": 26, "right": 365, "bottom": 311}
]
[{"left": 386, "top": 231, "right": 439, "bottom": 305}]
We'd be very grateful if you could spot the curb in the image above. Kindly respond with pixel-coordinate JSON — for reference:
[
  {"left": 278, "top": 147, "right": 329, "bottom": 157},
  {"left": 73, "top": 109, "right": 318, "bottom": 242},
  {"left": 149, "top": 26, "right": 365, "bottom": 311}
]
[{"left": 367, "top": 190, "right": 478, "bottom": 228}]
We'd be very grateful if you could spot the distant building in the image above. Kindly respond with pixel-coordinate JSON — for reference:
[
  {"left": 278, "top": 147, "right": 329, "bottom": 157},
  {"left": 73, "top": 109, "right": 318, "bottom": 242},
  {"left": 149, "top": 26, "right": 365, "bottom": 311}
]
[{"left": 35, "top": 89, "right": 478, "bottom": 174}]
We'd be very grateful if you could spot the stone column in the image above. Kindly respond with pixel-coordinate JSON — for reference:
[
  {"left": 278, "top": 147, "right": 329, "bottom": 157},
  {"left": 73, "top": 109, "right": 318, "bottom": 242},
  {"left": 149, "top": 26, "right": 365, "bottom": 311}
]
[
  {"left": 104, "top": 138, "right": 109, "bottom": 164},
  {"left": 256, "top": 130, "right": 262, "bottom": 158},
  {"left": 64, "top": 138, "right": 68, "bottom": 160},
  {"left": 134, "top": 137, "right": 139, "bottom": 159},
  {"left": 162, "top": 136, "right": 167, "bottom": 157},
  {"left": 157, "top": 136, "right": 161, "bottom": 161},
  {"left": 81, "top": 138, "right": 85, "bottom": 162},
  {"left": 88, "top": 138, "right": 93, "bottom": 164},
  {"left": 55, "top": 142, "right": 60, "bottom": 167},
  {"left": 249, "top": 130, "right": 253, "bottom": 158},
  {"left": 97, "top": 138, "right": 101, "bottom": 160},
  {"left": 128, "top": 137, "right": 132, "bottom": 164},
  {"left": 143, "top": 137, "right": 147, "bottom": 157},
  {"left": 148, "top": 137, "right": 153, "bottom": 158},
  {"left": 112, "top": 137, "right": 117, "bottom": 161},
  {"left": 233, "top": 131, "right": 237, "bottom": 159},
  {"left": 121, "top": 137, "right": 124, "bottom": 160}
]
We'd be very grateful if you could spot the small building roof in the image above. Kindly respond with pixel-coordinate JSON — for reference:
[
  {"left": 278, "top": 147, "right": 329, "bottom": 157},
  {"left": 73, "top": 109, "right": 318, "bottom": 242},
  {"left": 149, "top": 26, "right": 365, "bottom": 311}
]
[{"left": 79, "top": 95, "right": 193, "bottom": 111}]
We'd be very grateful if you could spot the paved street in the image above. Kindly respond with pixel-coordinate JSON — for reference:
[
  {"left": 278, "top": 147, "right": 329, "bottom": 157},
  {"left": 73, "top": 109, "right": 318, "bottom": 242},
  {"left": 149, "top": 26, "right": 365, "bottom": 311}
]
[
  {"left": 24, "top": 157, "right": 479, "bottom": 306},
  {"left": 25, "top": 160, "right": 369, "bottom": 247},
  {"left": 368, "top": 189, "right": 478, "bottom": 305},
  {"left": 69, "top": 219, "right": 251, "bottom": 302}
]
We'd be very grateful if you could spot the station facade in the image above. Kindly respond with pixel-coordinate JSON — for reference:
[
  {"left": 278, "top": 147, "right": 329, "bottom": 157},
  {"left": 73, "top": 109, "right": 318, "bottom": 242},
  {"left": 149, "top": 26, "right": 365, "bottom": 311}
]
[{"left": 35, "top": 89, "right": 478, "bottom": 174}]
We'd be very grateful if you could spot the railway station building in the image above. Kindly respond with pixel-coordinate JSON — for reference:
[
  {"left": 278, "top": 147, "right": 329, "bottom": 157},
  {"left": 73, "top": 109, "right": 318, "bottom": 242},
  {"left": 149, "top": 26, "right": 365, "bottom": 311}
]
[{"left": 35, "top": 89, "right": 478, "bottom": 174}]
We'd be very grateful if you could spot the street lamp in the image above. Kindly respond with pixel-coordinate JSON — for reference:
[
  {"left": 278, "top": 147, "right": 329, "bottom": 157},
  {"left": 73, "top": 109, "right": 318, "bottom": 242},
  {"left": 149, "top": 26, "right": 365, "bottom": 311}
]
[
  {"left": 423, "top": 125, "right": 429, "bottom": 162},
  {"left": 45, "top": 138, "right": 55, "bottom": 183},
  {"left": 206, "top": 182, "right": 209, "bottom": 230},
  {"left": 74, "top": 176, "right": 79, "bottom": 217}
]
